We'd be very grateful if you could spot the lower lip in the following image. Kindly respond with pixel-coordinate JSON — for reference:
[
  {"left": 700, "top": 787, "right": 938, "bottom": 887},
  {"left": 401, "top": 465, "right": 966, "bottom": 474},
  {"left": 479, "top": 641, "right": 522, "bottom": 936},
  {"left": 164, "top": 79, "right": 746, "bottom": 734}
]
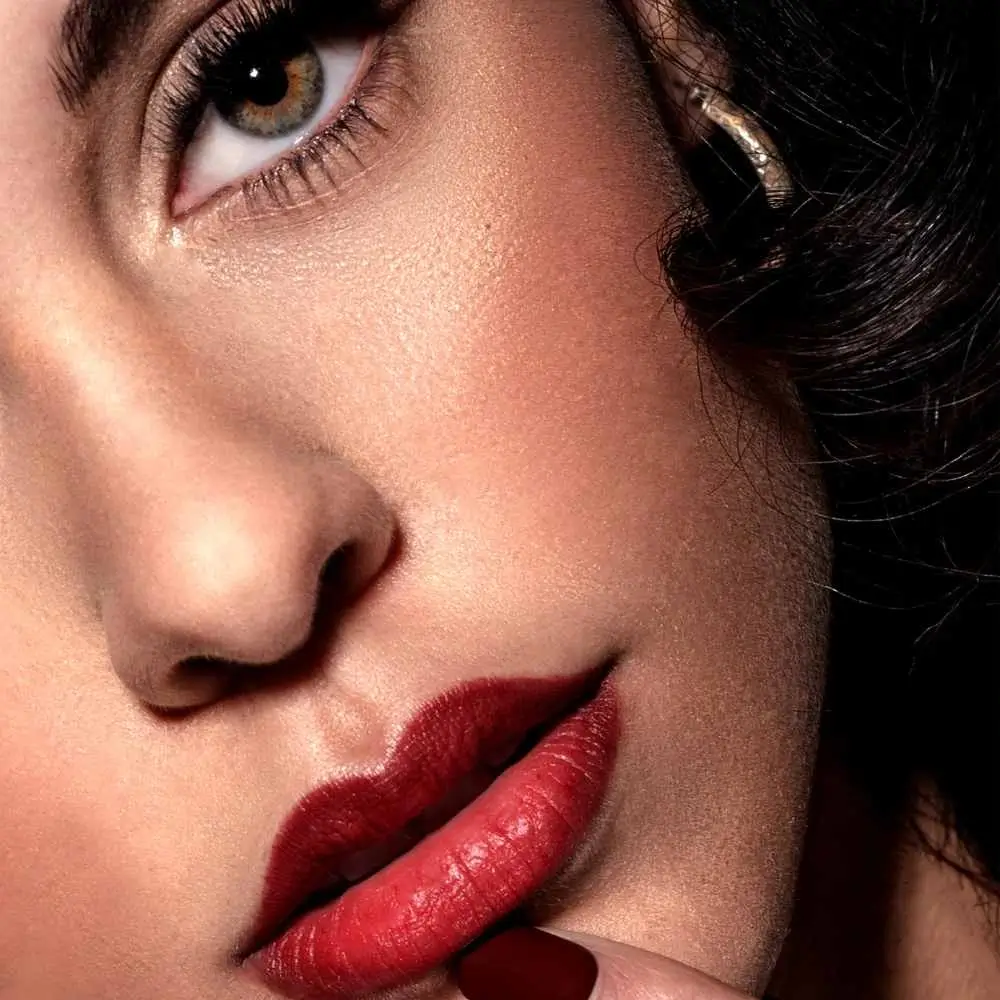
[{"left": 249, "top": 682, "right": 618, "bottom": 999}]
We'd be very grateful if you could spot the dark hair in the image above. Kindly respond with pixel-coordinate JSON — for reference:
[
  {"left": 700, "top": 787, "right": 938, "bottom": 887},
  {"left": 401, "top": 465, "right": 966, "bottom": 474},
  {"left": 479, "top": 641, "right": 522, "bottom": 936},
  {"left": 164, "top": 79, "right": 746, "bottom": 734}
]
[{"left": 636, "top": 0, "right": 999, "bottom": 891}]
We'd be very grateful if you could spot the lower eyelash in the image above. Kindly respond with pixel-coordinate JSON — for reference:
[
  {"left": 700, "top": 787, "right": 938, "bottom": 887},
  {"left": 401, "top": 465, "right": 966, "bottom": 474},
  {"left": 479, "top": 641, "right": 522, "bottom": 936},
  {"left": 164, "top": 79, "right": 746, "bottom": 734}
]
[
  {"left": 147, "top": 0, "right": 413, "bottom": 220},
  {"left": 234, "top": 32, "right": 413, "bottom": 218}
]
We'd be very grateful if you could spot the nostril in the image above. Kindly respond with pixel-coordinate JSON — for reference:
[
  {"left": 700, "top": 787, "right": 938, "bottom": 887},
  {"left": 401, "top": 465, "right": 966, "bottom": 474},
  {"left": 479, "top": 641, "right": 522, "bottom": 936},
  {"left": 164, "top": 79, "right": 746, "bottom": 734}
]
[
  {"left": 150, "top": 656, "right": 241, "bottom": 715},
  {"left": 163, "top": 648, "right": 310, "bottom": 714},
  {"left": 319, "top": 543, "right": 358, "bottom": 609},
  {"left": 321, "top": 543, "right": 354, "bottom": 584},
  {"left": 156, "top": 544, "right": 373, "bottom": 713},
  {"left": 103, "top": 464, "right": 398, "bottom": 712},
  {"left": 317, "top": 534, "right": 400, "bottom": 614}
]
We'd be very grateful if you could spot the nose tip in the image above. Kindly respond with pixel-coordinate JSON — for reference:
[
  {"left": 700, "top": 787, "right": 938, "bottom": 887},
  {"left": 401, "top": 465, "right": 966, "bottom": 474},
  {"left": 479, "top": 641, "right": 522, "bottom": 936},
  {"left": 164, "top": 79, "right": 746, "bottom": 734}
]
[
  {"left": 1, "top": 274, "right": 398, "bottom": 713},
  {"left": 99, "top": 454, "right": 395, "bottom": 711}
]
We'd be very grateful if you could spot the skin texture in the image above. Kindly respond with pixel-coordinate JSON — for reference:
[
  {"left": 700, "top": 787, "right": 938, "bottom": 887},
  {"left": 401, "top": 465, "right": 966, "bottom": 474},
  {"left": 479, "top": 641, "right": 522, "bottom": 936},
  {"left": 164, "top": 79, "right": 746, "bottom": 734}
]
[
  {"left": 772, "top": 760, "right": 1000, "bottom": 1000},
  {"left": 0, "top": 1, "right": 829, "bottom": 998}
]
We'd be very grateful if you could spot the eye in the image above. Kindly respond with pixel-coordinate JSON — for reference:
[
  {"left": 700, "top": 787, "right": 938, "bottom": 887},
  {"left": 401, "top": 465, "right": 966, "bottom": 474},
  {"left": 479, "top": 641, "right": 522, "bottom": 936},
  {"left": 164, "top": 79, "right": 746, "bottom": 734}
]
[
  {"left": 215, "top": 40, "right": 327, "bottom": 138},
  {"left": 175, "top": 30, "right": 371, "bottom": 214},
  {"left": 149, "top": 0, "right": 408, "bottom": 221}
]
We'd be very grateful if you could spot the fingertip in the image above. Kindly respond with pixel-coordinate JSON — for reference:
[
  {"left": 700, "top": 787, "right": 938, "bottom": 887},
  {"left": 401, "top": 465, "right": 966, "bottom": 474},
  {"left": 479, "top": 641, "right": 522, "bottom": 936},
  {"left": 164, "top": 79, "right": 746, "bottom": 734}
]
[{"left": 455, "top": 926, "right": 599, "bottom": 1000}]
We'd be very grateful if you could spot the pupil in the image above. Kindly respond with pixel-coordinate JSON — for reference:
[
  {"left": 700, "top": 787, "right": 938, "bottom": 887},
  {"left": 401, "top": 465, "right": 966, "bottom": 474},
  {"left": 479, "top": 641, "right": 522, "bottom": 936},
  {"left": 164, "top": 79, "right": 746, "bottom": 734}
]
[
  {"left": 241, "top": 59, "right": 290, "bottom": 108},
  {"left": 210, "top": 36, "right": 322, "bottom": 136}
]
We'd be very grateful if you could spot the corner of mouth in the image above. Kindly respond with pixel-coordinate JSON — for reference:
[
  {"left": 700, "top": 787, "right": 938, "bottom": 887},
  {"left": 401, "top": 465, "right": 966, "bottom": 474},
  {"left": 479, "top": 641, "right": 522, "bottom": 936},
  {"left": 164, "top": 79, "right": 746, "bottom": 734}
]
[{"left": 237, "top": 659, "right": 620, "bottom": 978}]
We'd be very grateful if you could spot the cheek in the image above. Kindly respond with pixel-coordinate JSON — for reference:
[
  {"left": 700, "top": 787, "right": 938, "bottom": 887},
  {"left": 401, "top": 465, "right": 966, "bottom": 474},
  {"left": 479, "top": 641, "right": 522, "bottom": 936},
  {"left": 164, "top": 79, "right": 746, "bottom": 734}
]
[
  {"left": 279, "top": 14, "right": 699, "bottom": 573},
  {"left": 0, "top": 598, "right": 246, "bottom": 996},
  {"left": 0, "top": 679, "right": 131, "bottom": 988},
  {"left": 0, "top": 689, "right": 245, "bottom": 999},
  {"left": 156, "top": 0, "right": 690, "bottom": 506},
  {"left": 36, "top": 0, "right": 828, "bottom": 989}
]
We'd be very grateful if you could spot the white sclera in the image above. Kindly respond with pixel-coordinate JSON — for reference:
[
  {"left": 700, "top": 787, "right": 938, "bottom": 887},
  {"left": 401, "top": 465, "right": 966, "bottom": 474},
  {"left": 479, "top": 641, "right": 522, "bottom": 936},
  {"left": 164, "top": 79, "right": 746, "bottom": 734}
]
[{"left": 174, "top": 38, "right": 367, "bottom": 215}]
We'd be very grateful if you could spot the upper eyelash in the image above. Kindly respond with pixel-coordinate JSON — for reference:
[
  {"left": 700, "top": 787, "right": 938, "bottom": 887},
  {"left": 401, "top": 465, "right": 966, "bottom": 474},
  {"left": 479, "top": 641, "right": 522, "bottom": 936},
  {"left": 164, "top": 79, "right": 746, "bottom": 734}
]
[
  {"left": 153, "top": 0, "right": 307, "bottom": 154},
  {"left": 148, "top": 0, "right": 398, "bottom": 172},
  {"left": 235, "top": 36, "right": 410, "bottom": 217}
]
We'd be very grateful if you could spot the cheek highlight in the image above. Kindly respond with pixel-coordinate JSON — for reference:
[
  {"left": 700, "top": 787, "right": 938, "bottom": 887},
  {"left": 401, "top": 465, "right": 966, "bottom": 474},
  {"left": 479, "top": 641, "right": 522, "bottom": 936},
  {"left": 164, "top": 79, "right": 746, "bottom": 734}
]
[{"left": 0, "top": 0, "right": 831, "bottom": 998}]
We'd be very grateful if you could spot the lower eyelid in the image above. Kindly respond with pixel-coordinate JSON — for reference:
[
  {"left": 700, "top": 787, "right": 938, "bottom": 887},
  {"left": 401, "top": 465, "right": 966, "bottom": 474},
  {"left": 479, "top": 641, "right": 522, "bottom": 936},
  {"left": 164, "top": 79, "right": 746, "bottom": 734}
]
[
  {"left": 176, "top": 31, "right": 413, "bottom": 223},
  {"left": 174, "top": 35, "right": 376, "bottom": 217}
]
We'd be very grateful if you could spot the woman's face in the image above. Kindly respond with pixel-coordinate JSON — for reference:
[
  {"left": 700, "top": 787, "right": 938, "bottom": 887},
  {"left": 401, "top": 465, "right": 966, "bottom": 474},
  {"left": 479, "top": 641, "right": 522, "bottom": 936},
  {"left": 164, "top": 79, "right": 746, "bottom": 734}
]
[{"left": 0, "top": 1, "right": 828, "bottom": 997}]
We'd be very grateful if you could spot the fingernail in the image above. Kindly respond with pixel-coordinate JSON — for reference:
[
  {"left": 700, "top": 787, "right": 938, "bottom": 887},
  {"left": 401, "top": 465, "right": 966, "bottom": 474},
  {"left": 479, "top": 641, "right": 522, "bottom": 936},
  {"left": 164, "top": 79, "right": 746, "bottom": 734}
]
[{"left": 455, "top": 926, "right": 598, "bottom": 1000}]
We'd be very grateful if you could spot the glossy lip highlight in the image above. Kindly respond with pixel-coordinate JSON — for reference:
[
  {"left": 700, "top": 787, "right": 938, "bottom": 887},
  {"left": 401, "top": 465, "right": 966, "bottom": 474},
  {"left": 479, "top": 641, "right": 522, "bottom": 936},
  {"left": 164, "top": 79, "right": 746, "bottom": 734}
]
[{"left": 243, "top": 666, "right": 619, "bottom": 999}]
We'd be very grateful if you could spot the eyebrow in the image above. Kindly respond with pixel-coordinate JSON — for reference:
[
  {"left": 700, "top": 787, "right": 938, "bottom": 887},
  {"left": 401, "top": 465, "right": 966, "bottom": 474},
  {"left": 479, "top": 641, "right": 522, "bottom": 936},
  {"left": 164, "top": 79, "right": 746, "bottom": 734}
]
[{"left": 53, "top": 0, "right": 160, "bottom": 111}]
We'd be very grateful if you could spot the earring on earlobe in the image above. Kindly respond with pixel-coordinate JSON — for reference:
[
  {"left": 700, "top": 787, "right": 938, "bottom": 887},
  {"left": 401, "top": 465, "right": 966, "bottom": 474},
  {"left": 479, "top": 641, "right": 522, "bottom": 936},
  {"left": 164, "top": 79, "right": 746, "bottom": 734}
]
[{"left": 687, "top": 84, "right": 794, "bottom": 208}]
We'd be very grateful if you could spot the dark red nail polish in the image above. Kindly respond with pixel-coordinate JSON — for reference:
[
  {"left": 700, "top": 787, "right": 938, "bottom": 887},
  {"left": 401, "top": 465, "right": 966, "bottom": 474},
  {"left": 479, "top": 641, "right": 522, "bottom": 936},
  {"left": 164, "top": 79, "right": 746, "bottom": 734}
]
[{"left": 455, "top": 927, "right": 598, "bottom": 1000}]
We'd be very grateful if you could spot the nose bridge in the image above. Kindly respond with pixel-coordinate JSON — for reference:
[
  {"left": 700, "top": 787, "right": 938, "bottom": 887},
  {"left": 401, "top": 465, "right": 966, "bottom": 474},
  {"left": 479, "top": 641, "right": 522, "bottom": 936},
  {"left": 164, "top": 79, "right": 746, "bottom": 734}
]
[{"left": 3, "top": 274, "right": 395, "bottom": 709}]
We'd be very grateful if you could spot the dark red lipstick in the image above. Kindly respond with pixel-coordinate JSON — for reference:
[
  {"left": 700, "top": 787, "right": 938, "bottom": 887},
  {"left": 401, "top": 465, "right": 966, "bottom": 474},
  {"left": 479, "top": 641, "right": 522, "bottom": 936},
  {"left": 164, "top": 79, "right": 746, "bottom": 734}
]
[{"left": 244, "top": 668, "right": 619, "bottom": 999}]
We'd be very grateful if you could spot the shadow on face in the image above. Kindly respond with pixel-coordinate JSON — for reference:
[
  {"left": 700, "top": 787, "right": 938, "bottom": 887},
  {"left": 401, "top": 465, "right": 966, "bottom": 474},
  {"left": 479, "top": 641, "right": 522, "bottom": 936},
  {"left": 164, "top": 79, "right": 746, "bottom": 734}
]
[{"left": 0, "top": 1, "right": 828, "bottom": 997}]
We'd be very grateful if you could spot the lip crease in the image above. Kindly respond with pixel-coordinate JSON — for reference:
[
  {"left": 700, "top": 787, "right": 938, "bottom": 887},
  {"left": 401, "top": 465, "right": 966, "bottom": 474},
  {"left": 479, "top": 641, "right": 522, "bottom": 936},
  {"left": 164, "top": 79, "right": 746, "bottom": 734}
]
[{"left": 242, "top": 666, "right": 619, "bottom": 1000}]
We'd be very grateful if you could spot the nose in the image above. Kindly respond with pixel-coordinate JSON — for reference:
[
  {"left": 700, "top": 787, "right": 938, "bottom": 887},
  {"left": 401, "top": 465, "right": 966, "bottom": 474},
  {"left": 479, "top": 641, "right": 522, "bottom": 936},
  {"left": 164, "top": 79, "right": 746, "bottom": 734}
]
[
  {"left": 11, "top": 290, "right": 395, "bottom": 711},
  {"left": 98, "top": 434, "right": 396, "bottom": 711}
]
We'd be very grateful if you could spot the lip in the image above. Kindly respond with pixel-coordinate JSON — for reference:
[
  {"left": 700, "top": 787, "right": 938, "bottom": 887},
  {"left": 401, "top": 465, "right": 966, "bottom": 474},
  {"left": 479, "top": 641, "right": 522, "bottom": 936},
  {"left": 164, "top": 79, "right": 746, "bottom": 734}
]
[{"left": 243, "top": 667, "right": 619, "bottom": 1000}]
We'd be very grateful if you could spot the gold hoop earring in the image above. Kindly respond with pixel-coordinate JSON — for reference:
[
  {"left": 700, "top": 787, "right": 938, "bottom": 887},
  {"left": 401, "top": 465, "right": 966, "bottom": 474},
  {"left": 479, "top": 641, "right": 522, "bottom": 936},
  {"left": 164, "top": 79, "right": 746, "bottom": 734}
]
[{"left": 688, "top": 85, "right": 793, "bottom": 208}]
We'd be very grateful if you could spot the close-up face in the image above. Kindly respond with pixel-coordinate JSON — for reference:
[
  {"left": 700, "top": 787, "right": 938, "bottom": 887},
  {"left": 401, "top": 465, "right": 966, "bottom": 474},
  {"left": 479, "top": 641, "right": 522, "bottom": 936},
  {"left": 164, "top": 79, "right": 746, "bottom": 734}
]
[{"left": 0, "top": 1, "right": 830, "bottom": 998}]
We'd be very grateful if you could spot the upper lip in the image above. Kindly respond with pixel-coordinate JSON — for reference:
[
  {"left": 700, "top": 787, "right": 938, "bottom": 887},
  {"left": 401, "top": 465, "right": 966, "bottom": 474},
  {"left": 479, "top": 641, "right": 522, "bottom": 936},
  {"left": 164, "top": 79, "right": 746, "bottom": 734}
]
[{"left": 241, "top": 666, "right": 606, "bottom": 957}]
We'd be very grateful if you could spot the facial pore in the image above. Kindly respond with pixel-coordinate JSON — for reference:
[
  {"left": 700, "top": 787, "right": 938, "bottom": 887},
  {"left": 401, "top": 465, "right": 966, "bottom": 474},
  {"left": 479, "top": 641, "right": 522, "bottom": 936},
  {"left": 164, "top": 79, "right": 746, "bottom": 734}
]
[{"left": 0, "top": 1, "right": 828, "bottom": 997}]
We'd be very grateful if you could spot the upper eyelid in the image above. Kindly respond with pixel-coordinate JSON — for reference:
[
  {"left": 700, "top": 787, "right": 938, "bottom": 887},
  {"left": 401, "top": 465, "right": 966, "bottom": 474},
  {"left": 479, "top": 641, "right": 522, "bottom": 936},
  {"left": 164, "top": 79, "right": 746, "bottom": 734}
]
[
  {"left": 147, "top": 3, "right": 416, "bottom": 222},
  {"left": 143, "top": 4, "right": 276, "bottom": 154},
  {"left": 55, "top": 0, "right": 166, "bottom": 113},
  {"left": 143, "top": 0, "right": 400, "bottom": 155},
  {"left": 201, "top": 34, "right": 412, "bottom": 221},
  {"left": 173, "top": 35, "right": 379, "bottom": 215},
  {"left": 140, "top": 0, "right": 308, "bottom": 193}
]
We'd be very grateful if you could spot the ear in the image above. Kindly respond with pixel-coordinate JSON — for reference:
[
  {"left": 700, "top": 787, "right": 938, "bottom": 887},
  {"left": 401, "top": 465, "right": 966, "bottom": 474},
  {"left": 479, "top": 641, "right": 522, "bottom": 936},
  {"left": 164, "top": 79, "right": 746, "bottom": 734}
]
[{"left": 621, "top": 0, "right": 730, "bottom": 145}]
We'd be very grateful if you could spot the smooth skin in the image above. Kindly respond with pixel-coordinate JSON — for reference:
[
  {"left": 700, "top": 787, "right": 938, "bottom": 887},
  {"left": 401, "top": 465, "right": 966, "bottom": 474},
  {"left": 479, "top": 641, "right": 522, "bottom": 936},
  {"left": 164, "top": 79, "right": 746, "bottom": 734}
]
[{"left": 0, "top": 2, "right": 828, "bottom": 998}]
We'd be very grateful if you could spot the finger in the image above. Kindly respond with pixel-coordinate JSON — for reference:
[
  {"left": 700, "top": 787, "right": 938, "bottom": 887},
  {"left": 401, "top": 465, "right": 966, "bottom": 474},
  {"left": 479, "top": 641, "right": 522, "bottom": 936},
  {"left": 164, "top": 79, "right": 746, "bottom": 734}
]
[{"left": 454, "top": 926, "right": 756, "bottom": 1000}]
